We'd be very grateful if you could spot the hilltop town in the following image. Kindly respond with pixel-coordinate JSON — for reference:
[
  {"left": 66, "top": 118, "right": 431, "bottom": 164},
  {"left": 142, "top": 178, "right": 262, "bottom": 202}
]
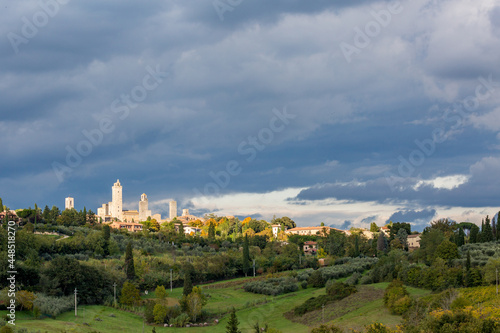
[{"left": 1, "top": 185, "right": 499, "bottom": 332}]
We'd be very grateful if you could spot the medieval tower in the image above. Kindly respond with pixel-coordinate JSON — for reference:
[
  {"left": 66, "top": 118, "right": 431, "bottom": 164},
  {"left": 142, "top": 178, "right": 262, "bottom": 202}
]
[
  {"left": 169, "top": 200, "right": 177, "bottom": 219},
  {"left": 65, "top": 197, "right": 74, "bottom": 210},
  {"left": 139, "top": 193, "right": 152, "bottom": 221},
  {"left": 110, "top": 179, "right": 123, "bottom": 221}
]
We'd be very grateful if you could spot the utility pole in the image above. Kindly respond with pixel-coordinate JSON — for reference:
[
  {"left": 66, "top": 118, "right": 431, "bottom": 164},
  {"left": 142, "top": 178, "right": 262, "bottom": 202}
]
[
  {"left": 170, "top": 269, "right": 173, "bottom": 292},
  {"left": 74, "top": 288, "right": 78, "bottom": 317},
  {"left": 113, "top": 282, "right": 117, "bottom": 305},
  {"left": 496, "top": 268, "right": 498, "bottom": 296}
]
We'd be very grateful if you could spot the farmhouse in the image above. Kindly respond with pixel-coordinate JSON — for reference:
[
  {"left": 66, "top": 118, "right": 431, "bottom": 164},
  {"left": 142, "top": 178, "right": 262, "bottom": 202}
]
[
  {"left": 407, "top": 234, "right": 421, "bottom": 250},
  {"left": 109, "top": 221, "right": 143, "bottom": 232},
  {"left": 286, "top": 226, "right": 349, "bottom": 236},
  {"left": 303, "top": 241, "right": 317, "bottom": 255}
]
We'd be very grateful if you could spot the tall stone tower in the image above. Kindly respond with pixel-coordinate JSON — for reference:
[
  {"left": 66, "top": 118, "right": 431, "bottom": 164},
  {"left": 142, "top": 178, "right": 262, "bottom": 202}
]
[
  {"left": 139, "top": 193, "right": 152, "bottom": 221},
  {"left": 169, "top": 200, "right": 177, "bottom": 219},
  {"left": 111, "top": 179, "right": 123, "bottom": 221},
  {"left": 65, "top": 197, "right": 74, "bottom": 210}
]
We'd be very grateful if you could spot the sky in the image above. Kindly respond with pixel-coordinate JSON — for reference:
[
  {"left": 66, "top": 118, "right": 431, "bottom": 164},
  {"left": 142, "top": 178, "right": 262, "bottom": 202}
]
[{"left": 1, "top": 0, "right": 500, "bottom": 231}]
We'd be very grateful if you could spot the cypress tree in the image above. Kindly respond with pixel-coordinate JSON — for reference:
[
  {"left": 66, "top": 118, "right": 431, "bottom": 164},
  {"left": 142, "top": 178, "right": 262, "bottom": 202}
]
[
  {"left": 42, "top": 205, "right": 50, "bottom": 222},
  {"left": 125, "top": 241, "right": 135, "bottom": 280},
  {"left": 0, "top": 197, "right": 3, "bottom": 211},
  {"left": 103, "top": 224, "right": 111, "bottom": 256},
  {"left": 183, "top": 264, "right": 193, "bottom": 296},
  {"left": 470, "top": 225, "right": 479, "bottom": 243},
  {"left": 492, "top": 215, "right": 497, "bottom": 240},
  {"left": 226, "top": 308, "right": 241, "bottom": 333},
  {"left": 354, "top": 235, "right": 360, "bottom": 257},
  {"left": 483, "top": 215, "right": 493, "bottom": 242},
  {"left": 242, "top": 234, "right": 250, "bottom": 276},
  {"left": 82, "top": 206, "right": 87, "bottom": 224},
  {"left": 465, "top": 250, "right": 472, "bottom": 287},
  {"left": 377, "top": 232, "right": 387, "bottom": 253},
  {"left": 208, "top": 223, "right": 215, "bottom": 239},
  {"left": 479, "top": 219, "right": 485, "bottom": 243},
  {"left": 456, "top": 227, "right": 465, "bottom": 247}
]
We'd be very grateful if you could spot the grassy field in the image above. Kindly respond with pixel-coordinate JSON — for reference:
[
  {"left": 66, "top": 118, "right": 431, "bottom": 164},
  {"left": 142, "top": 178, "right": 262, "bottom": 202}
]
[{"left": 1, "top": 278, "right": 431, "bottom": 333}]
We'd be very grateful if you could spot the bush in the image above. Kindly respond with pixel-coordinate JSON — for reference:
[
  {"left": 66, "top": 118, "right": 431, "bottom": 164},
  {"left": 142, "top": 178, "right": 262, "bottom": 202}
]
[
  {"left": 293, "top": 282, "right": 356, "bottom": 316},
  {"left": 360, "top": 274, "right": 373, "bottom": 285},
  {"left": 326, "top": 282, "right": 357, "bottom": 300},
  {"left": 384, "top": 280, "right": 412, "bottom": 315},
  {"left": 244, "top": 277, "right": 298, "bottom": 296},
  {"left": 308, "top": 270, "right": 326, "bottom": 288},
  {"left": 364, "top": 323, "right": 395, "bottom": 333},
  {"left": 297, "top": 269, "right": 313, "bottom": 281},
  {"left": 301, "top": 281, "right": 308, "bottom": 289},
  {"left": 33, "top": 294, "right": 74, "bottom": 318},
  {"left": 318, "top": 257, "right": 378, "bottom": 281},
  {"left": 345, "top": 272, "right": 361, "bottom": 285},
  {"left": 171, "top": 313, "right": 190, "bottom": 327},
  {"left": 293, "top": 295, "right": 331, "bottom": 316}
]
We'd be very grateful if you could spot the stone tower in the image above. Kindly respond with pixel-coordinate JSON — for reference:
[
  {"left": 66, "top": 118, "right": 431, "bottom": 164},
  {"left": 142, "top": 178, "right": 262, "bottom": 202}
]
[
  {"left": 169, "top": 200, "right": 177, "bottom": 219},
  {"left": 65, "top": 197, "right": 74, "bottom": 210},
  {"left": 182, "top": 209, "right": 189, "bottom": 216},
  {"left": 111, "top": 179, "right": 123, "bottom": 221},
  {"left": 139, "top": 193, "right": 152, "bottom": 221}
]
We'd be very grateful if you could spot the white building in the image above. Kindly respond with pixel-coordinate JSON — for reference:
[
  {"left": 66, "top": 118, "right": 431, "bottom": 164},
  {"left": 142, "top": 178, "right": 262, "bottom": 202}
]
[
  {"left": 65, "top": 197, "right": 74, "bottom": 210},
  {"left": 97, "top": 179, "right": 124, "bottom": 222}
]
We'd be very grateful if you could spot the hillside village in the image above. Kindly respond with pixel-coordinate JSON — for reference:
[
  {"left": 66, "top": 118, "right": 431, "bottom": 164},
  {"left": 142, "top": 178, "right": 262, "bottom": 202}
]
[{"left": 1, "top": 187, "right": 500, "bottom": 332}]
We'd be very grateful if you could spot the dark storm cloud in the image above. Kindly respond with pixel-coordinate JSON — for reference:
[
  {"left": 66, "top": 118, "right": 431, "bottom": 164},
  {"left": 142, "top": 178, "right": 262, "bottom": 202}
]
[
  {"left": 330, "top": 220, "right": 352, "bottom": 230},
  {"left": 385, "top": 208, "right": 436, "bottom": 225},
  {"left": 1, "top": 0, "right": 500, "bottom": 220},
  {"left": 295, "top": 156, "right": 500, "bottom": 208},
  {"left": 361, "top": 215, "right": 378, "bottom": 224}
]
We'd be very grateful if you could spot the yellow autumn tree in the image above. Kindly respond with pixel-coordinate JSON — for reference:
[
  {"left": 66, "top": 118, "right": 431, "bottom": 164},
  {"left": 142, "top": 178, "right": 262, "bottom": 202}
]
[
  {"left": 242, "top": 217, "right": 252, "bottom": 225},
  {"left": 188, "top": 219, "right": 204, "bottom": 228},
  {"left": 244, "top": 228, "right": 256, "bottom": 237}
]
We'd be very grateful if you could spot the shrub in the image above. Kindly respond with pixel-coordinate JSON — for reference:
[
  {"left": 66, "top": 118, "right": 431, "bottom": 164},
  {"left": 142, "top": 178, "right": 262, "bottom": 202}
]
[
  {"left": 345, "top": 272, "right": 361, "bottom": 285},
  {"left": 293, "top": 282, "right": 356, "bottom": 316},
  {"left": 360, "top": 274, "right": 373, "bottom": 285},
  {"left": 144, "top": 300, "right": 155, "bottom": 323},
  {"left": 297, "top": 269, "right": 313, "bottom": 281},
  {"left": 244, "top": 277, "right": 298, "bottom": 296},
  {"left": 326, "top": 282, "right": 357, "bottom": 300},
  {"left": 293, "top": 295, "right": 331, "bottom": 316},
  {"left": 33, "top": 294, "right": 74, "bottom": 318},
  {"left": 384, "top": 280, "right": 411, "bottom": 315},
  {"left": 308, "top": 270, "right": 326, "bottom": 288},
  {"left": 301, "top": 281, "right": 308, "bottom": 289},
  {"left": 171, "top": 313, "right": 190, "bottom": 327},
  {"left": 364, "top": 323, "right": 395, "bottom": 333},
  {"left": 153, "top": 303, "right": 167, "bottom": 324}
]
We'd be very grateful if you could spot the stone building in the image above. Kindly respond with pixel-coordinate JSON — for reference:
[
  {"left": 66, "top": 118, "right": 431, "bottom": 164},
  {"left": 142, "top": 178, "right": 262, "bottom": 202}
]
[
  {"left": 65, "top": 197, "right": 74, "bottom": 210},
  {"left": 169, "top": 200, "right": 177, "bottom": 219},
  {"left": 139, "top": 193, "right": 152, "bottom": 221}
]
